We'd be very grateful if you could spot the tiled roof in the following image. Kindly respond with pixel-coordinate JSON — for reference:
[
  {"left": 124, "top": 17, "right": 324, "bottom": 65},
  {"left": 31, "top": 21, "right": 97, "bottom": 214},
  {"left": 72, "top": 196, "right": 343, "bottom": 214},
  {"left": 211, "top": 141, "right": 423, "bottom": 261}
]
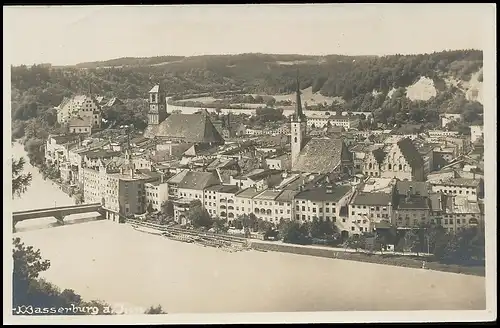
[
  {"left": 235, "top": 187, "right": 260, "bottom": 199},
  {"left": 395, "top": 180, "right": 429, "bottom": 197},
  {"left": 144, "top": 113, "right": 224, "bottom": 144},
  {"left": 69, "top": 116, "right": 92, "bottom": 127},
  {"left": 204, "top": 184, "right": 239, "bottom": 193},
  {"left": 444, "top": 195, "right": 481, "bottom": 214},
  {"left": 275, "top": 189, "right": 299, "bottom": 202},
  {"left": 254, "top": 189, "right": 281, "bottom": 200},
  {"left": 433, "top": 177, "right": 481, "bottom": 188},
  {"left": 397, "top": 138, "right": 424, "bottom": 169},
  {"left": 177, "top": 171, "right": 220, "bottom": 190},
  {"left": 85, "top": 150, "right": 121, "bottom": 159},
  {"left": 352, "top": 192, "right": 392, "bottom": 206},
  {"left": 167, "top": 170, "right": 189, "bottom": 184},
  {"left": 295, "top": 185, "right": 352, "bottom": 202},
  {"left": 396, "top": 196, "right": 430, "bottom": 210},
  {"left": 293, "top": 138, "right": 351, "bottom": 174}
]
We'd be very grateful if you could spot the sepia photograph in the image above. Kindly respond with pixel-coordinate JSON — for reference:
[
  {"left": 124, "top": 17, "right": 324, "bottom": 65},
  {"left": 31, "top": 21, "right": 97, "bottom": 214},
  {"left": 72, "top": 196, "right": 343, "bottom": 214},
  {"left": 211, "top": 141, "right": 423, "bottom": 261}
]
[{"left": 3, "top": 4, "right": 497, "bottom": 324}]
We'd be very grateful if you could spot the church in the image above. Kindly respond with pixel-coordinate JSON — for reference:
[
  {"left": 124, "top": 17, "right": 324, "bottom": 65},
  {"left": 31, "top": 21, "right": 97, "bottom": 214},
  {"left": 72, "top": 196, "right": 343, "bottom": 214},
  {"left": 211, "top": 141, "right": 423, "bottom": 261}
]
[
  {"left": 143, "top": 84, "right": 225, "bottom": 146},
  {"left": 290, "top": 78, "right": 353, "bottom": 175}
]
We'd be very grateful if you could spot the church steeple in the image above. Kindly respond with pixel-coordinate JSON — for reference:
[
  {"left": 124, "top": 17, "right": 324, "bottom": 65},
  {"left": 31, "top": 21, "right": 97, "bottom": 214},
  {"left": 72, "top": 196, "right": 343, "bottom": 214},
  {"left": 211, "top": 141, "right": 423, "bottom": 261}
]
[
  {"left": 295, "top": 70, "right": 305, "bottom": 120},
  {"left": 290, "top": 70, "right": 307, "bottom": 170}
]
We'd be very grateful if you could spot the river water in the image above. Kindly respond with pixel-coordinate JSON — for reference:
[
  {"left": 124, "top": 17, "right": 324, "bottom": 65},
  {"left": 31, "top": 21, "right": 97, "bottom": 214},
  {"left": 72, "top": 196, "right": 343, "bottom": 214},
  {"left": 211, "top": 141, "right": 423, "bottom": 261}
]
[{"left": 10, "top": 143, "right": 486, "bottom": 313}]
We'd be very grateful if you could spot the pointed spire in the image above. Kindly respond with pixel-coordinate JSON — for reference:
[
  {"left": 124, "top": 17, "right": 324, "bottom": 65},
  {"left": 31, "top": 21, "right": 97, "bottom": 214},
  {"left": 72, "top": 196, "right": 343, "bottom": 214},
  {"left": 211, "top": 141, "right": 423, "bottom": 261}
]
[{"left": 295, "top": 69, "right": 304, "bottom": 120}]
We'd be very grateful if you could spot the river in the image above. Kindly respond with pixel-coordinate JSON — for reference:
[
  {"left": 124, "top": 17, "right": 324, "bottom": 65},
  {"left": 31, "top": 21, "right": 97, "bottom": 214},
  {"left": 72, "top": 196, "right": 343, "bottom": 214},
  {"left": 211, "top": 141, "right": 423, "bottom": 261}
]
[{"left": 10, "top": 143, "right": 486, "bottom": 313}]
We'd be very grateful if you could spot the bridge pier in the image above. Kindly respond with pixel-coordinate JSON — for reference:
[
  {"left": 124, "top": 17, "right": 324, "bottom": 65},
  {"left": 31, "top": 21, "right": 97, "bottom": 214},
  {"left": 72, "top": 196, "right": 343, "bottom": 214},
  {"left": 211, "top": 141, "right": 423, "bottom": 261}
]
[
  {"left": 13, "top": 221, "right": 17, "bottom": 233},
  {"left": 54, "top": 213, "right": 65, "bottom": 225}
]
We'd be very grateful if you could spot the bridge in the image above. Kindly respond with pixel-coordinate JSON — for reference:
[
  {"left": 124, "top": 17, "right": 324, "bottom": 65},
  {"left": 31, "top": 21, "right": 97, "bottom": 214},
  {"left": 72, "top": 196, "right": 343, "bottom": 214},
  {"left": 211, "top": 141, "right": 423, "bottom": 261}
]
[{"left": 12, "top": 203, "right": 103, "bottom": 232}]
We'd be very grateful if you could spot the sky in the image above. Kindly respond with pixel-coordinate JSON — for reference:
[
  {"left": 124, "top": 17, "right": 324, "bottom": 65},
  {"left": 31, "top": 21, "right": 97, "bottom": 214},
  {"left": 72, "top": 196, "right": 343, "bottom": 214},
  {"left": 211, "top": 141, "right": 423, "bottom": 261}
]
[{"left": 3, "top": 4, "right": 495, "bottom": 66}]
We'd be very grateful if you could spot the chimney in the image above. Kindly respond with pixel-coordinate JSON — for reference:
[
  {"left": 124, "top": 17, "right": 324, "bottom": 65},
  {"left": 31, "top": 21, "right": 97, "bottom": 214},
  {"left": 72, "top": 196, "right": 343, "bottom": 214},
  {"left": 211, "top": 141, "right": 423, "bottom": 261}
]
[
  {"left": 160, "top": 173, "right": 164, "bottom": 184},
  {"left": 326, "top": 184, "right": 333, "bottom": 194}
]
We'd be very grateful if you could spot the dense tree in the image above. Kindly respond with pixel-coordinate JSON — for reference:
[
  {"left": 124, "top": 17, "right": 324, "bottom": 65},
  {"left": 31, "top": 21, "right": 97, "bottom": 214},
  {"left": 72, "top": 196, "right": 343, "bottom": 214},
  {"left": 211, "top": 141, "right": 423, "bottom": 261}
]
[
  {"left": 186, "top": 200, "right": 213, "bottom": 229},
  {"left": 12, "top": 157, "right": 32, "bottom": 198}
]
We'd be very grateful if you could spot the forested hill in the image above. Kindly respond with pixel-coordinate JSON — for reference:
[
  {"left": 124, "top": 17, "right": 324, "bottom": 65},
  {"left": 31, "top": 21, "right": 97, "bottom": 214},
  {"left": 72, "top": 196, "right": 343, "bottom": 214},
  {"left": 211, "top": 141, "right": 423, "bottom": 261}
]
[{"left": 11, "top": 50, "right": 484, "bottom": 140}]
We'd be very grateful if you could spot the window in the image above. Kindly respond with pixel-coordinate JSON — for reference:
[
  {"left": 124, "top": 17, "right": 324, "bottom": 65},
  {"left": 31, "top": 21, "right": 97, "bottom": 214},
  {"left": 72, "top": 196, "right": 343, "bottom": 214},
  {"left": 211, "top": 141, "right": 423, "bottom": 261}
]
[
  {"left": 351, "top": 211, "right": 355, "bottom": 215},
  {"left": 302, "top": 206, "right": 305, "bottom": 211},
  {"left": 326, "top": 208, "right": 330, "bottom": 213}
]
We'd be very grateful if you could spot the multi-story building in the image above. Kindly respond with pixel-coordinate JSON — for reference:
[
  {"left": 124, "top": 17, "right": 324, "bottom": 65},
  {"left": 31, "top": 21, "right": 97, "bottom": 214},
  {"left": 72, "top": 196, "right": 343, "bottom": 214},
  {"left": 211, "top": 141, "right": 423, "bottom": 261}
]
[
  {"left": 251, "top": 189, "right": 283, "bottom": 224},
  {"left": 470, "top": 125, "right": 484, "bottom": 144},
  {"left": 203, "top": 184, "right": 239, "bottom": 222},
  {"left": 430, "top": 177, "right": 482, "bottom": 202},
  {"left": 380, "top": 138, "right": 425, "bottom": 181},
  {"left": 45, "top": 134, "right": 80, "bottom": 166},
  {"left": 348, "top": 191, "right": 393, "bottom": 235},
  {"left": 144, "top": 175, "right": 170, "bottom": 212},
  {"left": 294, "top": 185, "right": 354, "bottom": 228},
  {"left": 362, "top": 146, "right": 386, "bottom": 178},
  {"left": 441, "top": 195, "right": 482, "bottom": 233},
  {"left": 305, "top": 113, "right": 360, "bottom": 130},
  {"left": 56, "top": 95, "right": 102, "bottom": 131},
  {"left": 83, "top": 156, "right": 161, "bottom": 221},
  {"left": 234, "top": 187, "right": 261, "bottom": 218},
  {"left": 175, "top": 171, "right": 221, "bottom": 203}
]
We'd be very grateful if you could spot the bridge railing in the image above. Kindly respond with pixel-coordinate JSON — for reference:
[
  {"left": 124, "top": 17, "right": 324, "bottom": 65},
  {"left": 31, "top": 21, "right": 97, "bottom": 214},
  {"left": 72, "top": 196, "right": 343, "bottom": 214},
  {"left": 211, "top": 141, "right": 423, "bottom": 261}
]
[{"left": 13, "top": 203, "right": 101, "bottom": 215}]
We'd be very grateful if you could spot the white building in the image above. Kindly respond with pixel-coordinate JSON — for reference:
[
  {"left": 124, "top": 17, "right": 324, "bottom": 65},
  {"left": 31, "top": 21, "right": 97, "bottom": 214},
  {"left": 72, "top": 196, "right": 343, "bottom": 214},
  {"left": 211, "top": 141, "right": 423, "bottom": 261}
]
[
  {"left": 305, "top": 113, "right": 359, "bottom": 130},
  {"left": 470, "top": 125, "right": 484, "bottom": 144},
  {"left": 56, "top": 95, "right": 102, "bottom": 130},
  {"left": 430, "top": 177, "right": 482, "bottom": 202}
]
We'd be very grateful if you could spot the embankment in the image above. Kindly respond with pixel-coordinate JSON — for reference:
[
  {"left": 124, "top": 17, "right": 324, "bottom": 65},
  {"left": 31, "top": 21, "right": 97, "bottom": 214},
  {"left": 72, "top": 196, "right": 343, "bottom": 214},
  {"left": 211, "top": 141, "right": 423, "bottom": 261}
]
[{"left": 250, "top": 241, "right": 485, "bottom": 277}]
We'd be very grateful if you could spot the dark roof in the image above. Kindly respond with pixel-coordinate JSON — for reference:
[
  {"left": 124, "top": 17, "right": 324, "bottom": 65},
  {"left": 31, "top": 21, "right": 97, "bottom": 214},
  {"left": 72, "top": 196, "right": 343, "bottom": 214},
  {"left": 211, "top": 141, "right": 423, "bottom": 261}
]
[
  {"left": 397, "top": 138, "right": 424, "bottom": 169},
  {"left": 85, "top": 150, "right": 121, "bottom": 159},
  {"left": 397, "top": 196, "right": 430, "bottom": 210},
  {"left": 144, "top": 113, "right": 224, "bottom": 144},
  {"left": 372, "top": 148, "right": 386, "bottom": 164},
  {"left": 204, "top": 184, "right": 239, "bottom": 193},
  {"left": 69, "top": 116, "right": 92, "bottom": 127},
  {"left": 295, "top": 186, "right": 351, "bottom": 202},
  {"left": 352, "top": 192, "right": 392, "bottom": 206},
  {"left": 395, "top": 180, "right": 429, "bottom": 197},
  {"left": 293, "top": 138, "right": 351, "bottom": 174},
  {"left": 178, "top": 171, "right": 220, "bottom": 190}
]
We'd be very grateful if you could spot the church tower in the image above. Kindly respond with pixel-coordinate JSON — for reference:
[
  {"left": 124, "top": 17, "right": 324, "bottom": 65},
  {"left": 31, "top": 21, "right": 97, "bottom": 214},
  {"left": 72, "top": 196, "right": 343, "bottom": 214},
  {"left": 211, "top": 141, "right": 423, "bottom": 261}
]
[
  {"left": 291, "top": 73, "right": 307, "bottom": 168},
  {"left": 148, "top": 84, "right": 167, "bottom": 126}
]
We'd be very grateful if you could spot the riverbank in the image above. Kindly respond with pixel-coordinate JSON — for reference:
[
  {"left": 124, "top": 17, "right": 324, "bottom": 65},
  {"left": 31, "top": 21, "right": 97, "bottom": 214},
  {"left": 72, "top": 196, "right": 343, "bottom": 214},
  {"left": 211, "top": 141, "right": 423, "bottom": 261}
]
[
  {"left": 249, "top": 241, "right": 485, "bottom": 277},
  {"left": 126, "top": 220, "right": 485, "bottom": 277}
]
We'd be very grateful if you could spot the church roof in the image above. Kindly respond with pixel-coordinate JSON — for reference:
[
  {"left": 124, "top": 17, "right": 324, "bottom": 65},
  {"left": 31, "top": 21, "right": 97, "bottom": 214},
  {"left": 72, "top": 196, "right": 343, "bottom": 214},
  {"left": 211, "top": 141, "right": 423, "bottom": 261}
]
[
  {"left": 144, "top": 113, "right": 224, "bottom": 144},
  {"left": 397, "top": 138, "right": 424, "bottom": 169},
  {"left": 293, "top": 138, "right": 350, "bottom": 174}
]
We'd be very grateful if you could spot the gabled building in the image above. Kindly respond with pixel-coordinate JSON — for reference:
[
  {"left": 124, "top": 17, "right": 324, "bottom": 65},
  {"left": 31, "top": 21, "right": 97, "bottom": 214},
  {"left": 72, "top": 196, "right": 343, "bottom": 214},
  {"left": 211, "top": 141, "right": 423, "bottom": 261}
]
[{"left": 380, "top": 138, "right": 425, "bottom": 181}]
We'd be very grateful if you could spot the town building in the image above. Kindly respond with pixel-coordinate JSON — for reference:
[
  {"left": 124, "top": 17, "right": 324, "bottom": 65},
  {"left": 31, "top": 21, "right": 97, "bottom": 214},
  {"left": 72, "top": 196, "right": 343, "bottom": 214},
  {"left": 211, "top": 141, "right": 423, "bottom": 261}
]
[
  {"left": 441, "top": 195, "right": 482, "bottom": 233},
  {"left": 429, "top": 177, "right": 482, "bottom": 202},
  {"left": 392, "top": 181, "right": 432, "bottom": 229},
  {"left": 305, "top": 112, "right": 359, "bottom": 130},
  {"left": 470, "top": 125, "right": 484, "bottom": 144},
  {"left": 56, "top": 94, "right": 102, "bottom": 131},
  {"left": 348, "top": 191, "right": 393, "bottom": 235},
  {"left": 143, "top": 84, "right": 225, "bottom": 147},
  {"left": 379, "top": 138, "right": 425, "bottom": 181},
  {"left": 294, "top": 185, "right": 354, "bottom": 230},
  {"left": 203, "top": 184, "right": 239, "bottom": 222}
]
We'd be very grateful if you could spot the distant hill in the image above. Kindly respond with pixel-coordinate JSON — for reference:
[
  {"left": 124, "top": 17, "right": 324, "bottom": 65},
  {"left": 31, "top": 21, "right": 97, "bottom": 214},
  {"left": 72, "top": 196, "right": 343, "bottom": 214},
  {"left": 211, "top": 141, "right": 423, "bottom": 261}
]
[{"left": 11, "top": 50, "right": 484, "bottom": 139}]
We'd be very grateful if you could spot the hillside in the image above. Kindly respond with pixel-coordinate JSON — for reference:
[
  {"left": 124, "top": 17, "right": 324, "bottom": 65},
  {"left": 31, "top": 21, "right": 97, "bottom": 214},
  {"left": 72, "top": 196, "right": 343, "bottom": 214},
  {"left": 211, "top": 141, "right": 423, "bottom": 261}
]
[{"left": 10, "top": 50, "right": 484, "bottom": 140}]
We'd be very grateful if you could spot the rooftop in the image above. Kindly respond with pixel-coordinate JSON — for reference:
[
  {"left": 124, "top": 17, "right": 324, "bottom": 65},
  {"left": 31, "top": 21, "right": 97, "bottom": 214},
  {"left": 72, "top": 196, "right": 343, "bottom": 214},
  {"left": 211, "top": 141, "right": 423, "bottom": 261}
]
[
  {"left": 431, "top": 177, "right": 481, "bottom": 188},
  {"left": 295, "top": 185, "right": 352, "bottom": 202},
  {"left": 254, "top": 189, "right": 282, "bottom": 200},
  {"left": 352, "top": 192, "right": 392, "bottom": 206},
  {"left": 235, "top": 187, "right": 261, "bottom": 199}
]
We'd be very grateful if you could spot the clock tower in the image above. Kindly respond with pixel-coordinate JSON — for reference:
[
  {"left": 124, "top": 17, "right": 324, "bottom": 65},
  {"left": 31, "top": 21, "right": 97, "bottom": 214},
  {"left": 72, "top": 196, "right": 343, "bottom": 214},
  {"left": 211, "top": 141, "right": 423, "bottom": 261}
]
[{"left": 148, "top": 84, "right": 167, "bottom": 126}]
